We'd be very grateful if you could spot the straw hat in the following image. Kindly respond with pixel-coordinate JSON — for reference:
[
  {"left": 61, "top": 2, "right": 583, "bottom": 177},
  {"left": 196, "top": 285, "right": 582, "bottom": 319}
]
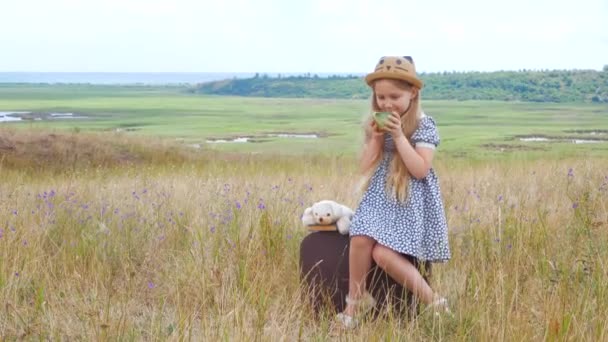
[{"left": 365, "top": 56, "right": 423, "bottom": 89}]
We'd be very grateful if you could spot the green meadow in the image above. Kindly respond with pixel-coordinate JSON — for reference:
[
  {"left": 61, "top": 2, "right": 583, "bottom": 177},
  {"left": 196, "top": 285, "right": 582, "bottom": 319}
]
[
  {"left": 1, "top": 84, "right": 607, "bottom": 340},
  {"left": 1, "top": 84, "right": 607, "bottom": 158}
]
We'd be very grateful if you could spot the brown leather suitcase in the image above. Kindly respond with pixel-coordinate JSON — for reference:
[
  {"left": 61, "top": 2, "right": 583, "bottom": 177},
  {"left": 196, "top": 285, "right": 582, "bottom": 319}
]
[{"left": 299, "top": 231, "right": 431, "bottom": 317}]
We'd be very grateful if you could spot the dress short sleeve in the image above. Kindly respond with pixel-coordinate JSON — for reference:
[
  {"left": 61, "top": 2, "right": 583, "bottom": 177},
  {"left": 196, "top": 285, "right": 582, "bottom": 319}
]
[{"left": 411, "top": 115, "right": 440, "bottom": 149}]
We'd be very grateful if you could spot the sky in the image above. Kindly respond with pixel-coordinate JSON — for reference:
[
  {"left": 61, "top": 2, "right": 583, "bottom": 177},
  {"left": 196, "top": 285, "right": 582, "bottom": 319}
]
[{"left": 1, "top": 0, "right": 607, "bottom": 73}]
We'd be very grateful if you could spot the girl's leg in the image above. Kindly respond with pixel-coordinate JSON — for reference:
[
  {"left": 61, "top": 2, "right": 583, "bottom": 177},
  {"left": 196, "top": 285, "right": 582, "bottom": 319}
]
[
  {"left": 343, "top": 235, "right": 376, "bottom": 316},
  {"left": 371, "top": 244, "right": 435, "bottom": 304}
]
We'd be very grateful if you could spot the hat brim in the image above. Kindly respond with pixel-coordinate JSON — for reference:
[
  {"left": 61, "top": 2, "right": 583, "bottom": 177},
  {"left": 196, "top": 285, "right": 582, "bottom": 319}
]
[{"left": 365, "top": 71, "right": 423, "bottom": 89}]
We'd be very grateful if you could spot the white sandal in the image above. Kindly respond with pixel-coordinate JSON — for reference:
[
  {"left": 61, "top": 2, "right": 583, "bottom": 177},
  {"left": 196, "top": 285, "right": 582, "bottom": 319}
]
[
  {"left": 430, "top": 297, "right": 453, "bottom": 316},
  {"left": 331, "top": 292, "right": 377, "bottom": 333}
]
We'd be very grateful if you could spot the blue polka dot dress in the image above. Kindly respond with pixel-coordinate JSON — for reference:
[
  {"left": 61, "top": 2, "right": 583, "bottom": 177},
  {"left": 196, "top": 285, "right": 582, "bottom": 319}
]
[{"left": 350, "top": 115, "right": 451, "bottom": 263}]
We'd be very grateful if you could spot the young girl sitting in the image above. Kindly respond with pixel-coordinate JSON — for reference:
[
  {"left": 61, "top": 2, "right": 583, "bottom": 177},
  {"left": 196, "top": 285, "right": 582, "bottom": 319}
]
[{"left": 336, "top": 56, "right": 451, "bottom": 329}]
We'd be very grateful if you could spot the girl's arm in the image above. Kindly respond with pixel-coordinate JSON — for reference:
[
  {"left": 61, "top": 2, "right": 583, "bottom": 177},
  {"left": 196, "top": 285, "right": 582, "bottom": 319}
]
[
  {"left": 393, "top": 137, "right": 434, "bottom": 179},
  {"left": 384, "top": 112, "right": 434, "bottom": 179},
  {"left": 359, "top": 119, "right": 384, "bottom": 173}
]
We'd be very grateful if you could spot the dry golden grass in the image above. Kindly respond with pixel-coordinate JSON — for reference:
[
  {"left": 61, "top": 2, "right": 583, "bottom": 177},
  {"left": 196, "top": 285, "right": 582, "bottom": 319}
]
[
  {"left": 0, "top": 127, "right": 199, "bottom": 173},
  {"left": 0, "top": 130, "right": 607, "bottom": 340}
]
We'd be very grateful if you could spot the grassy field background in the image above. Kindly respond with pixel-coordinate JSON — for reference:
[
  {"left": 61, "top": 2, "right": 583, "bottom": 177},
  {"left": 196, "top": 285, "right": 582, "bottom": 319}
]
[
  {"left": 1, "top": 84, "right": 607, "bottom": 159},
  {"left": 1, "top": 84, "right": 607, "bottom": 340}
]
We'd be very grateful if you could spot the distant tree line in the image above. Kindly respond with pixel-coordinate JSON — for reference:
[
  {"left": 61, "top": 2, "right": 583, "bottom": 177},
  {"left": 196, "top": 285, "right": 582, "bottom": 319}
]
[{"left": 190, "top": 67, "right": 608, "bottom": 103}]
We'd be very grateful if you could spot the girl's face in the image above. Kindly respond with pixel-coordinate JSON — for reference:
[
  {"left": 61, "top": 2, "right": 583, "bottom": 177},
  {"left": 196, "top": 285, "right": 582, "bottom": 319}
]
[{"left": 373, "top": 79, "right": 417, "bottom": 116}]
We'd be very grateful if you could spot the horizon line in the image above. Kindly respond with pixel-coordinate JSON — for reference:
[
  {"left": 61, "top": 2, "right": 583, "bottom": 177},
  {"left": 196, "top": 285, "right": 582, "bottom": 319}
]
[{"left": 0, "top": 68, "right": 605, "bottom": 74}]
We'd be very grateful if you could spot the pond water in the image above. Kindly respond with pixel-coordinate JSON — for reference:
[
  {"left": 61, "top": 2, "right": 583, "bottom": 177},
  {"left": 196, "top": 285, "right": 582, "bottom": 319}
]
[
  {"left": 0, "top": 112, "right": 26, "bottom": 122},
  {"left": 519, "top": 136, "right": 606, "bottom": 144},
  {"left": 206, "top": 133, "right": 320, "bottom": 143},
  {"left": 206, "top": 137, "right": 251, "bottom": 143},
  {"left": 564, "top": 130, "right": 607, "bottom": 135},
  {"left": 267, "top": 133, "right": 319, "bottom": 138},
  {"left": 519, "top": 137, "right": 549, "bottom": 142},
  {"left": 49, "top": 113, "right": 88, "bottom": 119},
  {"left": 0, "top": 111, "right": 88, "bottom": 122},
  {"left": 572, "top": 139, "right": 602, "bottom": 144}
]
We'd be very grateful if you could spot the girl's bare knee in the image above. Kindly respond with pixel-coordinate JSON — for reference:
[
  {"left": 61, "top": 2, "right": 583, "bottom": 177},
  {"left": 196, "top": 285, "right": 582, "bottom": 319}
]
[
  {"left": 371, "top": 244, "right": 388, "bottom": 267},
  {"left": 350, "top": 235, "right": 376, "bottom": 250}
]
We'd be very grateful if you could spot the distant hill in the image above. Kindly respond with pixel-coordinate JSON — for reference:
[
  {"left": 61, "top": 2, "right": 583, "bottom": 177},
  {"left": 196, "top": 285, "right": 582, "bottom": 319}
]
[{"left": 190, "top": 68, "right": 608, "bottom": 103}]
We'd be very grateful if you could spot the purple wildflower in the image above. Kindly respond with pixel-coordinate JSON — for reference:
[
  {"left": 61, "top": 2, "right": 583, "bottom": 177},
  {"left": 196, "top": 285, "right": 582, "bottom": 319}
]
[
  {"left": 572, "top": 202, "right": 579, "bottom": 209},
  {"left": 147, "top": 282, "right": 155, "bottom": 289}
]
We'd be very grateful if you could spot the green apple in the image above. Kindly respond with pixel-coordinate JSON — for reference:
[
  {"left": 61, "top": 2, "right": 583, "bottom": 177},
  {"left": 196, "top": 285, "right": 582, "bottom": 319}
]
[{"left": 373, "top": 111, "right": 391, "bottom": 129}]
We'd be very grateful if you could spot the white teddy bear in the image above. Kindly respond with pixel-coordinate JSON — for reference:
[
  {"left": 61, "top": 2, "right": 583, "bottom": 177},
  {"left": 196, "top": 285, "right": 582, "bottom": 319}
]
[{"left": 301, "top": 200, "right": 354, "bottom": 235}]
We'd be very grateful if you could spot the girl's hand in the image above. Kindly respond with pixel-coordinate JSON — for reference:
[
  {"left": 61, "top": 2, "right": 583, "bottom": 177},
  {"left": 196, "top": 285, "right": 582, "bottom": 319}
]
[
  {"left": 366, "top": 118, "right": 385, "bottom": 140},
  {"left": 384, "top": 111, "right": 405, "bottom": 139}
]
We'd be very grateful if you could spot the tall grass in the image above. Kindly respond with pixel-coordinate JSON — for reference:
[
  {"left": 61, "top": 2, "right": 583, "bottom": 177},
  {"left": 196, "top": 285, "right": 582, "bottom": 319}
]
[{"left": 0, "top": 134, "right": 607, "bottom": 340}]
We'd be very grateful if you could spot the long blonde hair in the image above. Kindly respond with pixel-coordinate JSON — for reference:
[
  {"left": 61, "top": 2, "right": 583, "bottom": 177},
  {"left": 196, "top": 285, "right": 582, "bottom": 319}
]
[{"left": 360, "top": 79, "right": 422, "bottom": 203}]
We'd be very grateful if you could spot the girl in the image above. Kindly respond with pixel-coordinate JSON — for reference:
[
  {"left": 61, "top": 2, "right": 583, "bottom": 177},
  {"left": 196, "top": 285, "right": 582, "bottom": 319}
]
[{"left": 335, "top": 56, "right": 451, "bottom": 329}]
